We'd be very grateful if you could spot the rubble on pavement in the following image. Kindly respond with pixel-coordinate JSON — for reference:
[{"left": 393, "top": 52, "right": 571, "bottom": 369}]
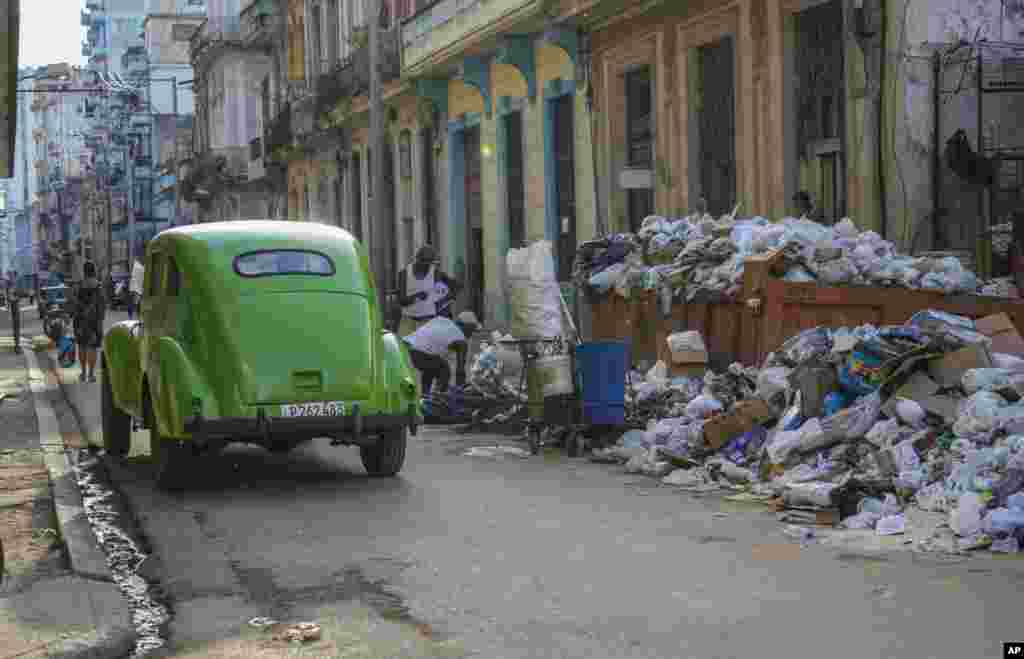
[
  {"left": 573, "top": 213, "right": 1018, "bottom": 302},
  {"left": 593, "top": 311, "right": 1024, "bottom": 555}
]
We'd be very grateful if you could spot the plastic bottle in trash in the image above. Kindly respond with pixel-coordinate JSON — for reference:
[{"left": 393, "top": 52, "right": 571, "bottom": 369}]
[{"left": 988, "top": 508, "right": 1024, "bottom": 533}]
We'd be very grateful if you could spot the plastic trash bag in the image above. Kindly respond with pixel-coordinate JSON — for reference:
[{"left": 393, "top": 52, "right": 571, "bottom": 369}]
[
  {"left": 619, "top": 429, "right": 649, "bottom": 450},
  {"left": 784, "top": 481, "right": 840, "bottom": 508},
  {"left": 865, "top": 418, "right": 911, "bottom": 448},
  {"left": 962, "top": 368, "right": 1024, "bottom": 396},
  {"left": 954, "top": 391, "right": 1008, "bottom": 439},
  {"left": 822, "top": 391, "right": 882, "bottom": 442},
  {"left": 895, "top": 398, "right": 927, "bottom": 428},
  {"left": 686, "top": 394, "right": 723, "bottom": 419},
  {"left": 646, "top": 361, "right": 669, "bottom": 388},
  {"left": 783, "top": 266, "right": 816, "bottom": 282},
  {"left": 987, "top": 507, "right": 1024, "bottom": 533},
  {"left": 877, "top": 514, "right": 906, "bottom": 535},
  {"left": 588, "top": 262, "right": 627, "bottom": 295},
  {"left": 993, "top": 353, "right": 1024, "bottom": 372},
  {"left": 950, "top": 492, "right": 984, "bottom": 536},
  {"left": 776, "top": 327, "right": 833, "bottom": 366},
  {"left": 756, "top": 367, "right": 791, "bottom": 401},
  {"left": 842, "top": 511, "right": 881, "bottom": 530}
]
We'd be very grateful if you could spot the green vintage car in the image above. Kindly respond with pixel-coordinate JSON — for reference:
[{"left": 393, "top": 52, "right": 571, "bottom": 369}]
[{"left": 101, "top": 221, "right": 421, "bottom": 489}]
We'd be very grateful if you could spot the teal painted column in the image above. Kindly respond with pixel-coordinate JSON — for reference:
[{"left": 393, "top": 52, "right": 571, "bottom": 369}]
[
  {"left": 543, "top": 79, "right": 577, "bottom": 277},
  {"left": 492, "top": 97, "right": 515, "bottom": 327},
  {"left": 543, "top": 97, "right": 558, "bottom": 246}
]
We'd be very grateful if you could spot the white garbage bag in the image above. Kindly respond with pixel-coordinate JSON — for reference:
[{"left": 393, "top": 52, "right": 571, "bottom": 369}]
[{"left": 507, "top": 241, "right": 564, "bottom": 339}]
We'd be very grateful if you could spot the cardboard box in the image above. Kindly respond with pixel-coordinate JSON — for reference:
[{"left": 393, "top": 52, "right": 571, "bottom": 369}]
[
  {"left": 702, "top": 398, "right": 775, "bottom": 451},
  {"left": 741, "top": 249, "right": 787, "bottom": 297},
  {"left": 927, "top": 343, "right": 994, "bottom": 389},
  {"left": 670, "top": 363, "right": 709, "bottom": 379},
  {"left": 657, "top": 342, "right": 708, "bottom": 378},
  {"left": 976, "top": 313, "right": 1024, "bottom": 356},
  {"left": 671, "top": 349, "right": 708, "bottom": 366}
]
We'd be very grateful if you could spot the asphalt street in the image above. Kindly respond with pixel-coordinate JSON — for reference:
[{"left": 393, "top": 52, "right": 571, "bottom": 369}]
[{"left": 5, "top": 305, "right": 1024, "bottom": 658}]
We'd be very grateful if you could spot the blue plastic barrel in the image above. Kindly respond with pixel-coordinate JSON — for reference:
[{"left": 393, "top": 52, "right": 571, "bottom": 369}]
[{"left": 575, "top": 341, "right": 629, "bottom": 426}]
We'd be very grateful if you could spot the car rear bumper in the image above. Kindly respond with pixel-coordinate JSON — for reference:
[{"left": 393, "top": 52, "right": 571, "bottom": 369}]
[{"left": 183, "top": 404, "right": 419, "bottom": 442}]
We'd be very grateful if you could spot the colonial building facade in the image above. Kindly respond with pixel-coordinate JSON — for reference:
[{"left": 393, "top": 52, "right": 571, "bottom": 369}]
[{"left": 178, "top": 0, "right": 1024, "bottom": 328}]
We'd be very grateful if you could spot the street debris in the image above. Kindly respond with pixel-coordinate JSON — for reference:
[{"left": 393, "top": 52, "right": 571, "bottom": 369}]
[
  {"left": 462, "top": 445, "right": 532, "bottom": 459},
  {"left": 275, "top": 622, "right": 323, "bottom": 644},
  {"left": 592, "top": 309, "right": 1024, "bottom": 556},
  {"left": 75, "top": 453, "right": 170, "bottom": 657}
]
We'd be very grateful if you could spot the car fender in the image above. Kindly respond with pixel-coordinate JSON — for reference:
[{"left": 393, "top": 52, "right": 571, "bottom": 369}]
[
  {"left": 381, "top": 331, "right": 419, "bottom": 413},
  {"left": 102, "top": 321, "right": 144, "bottom": 418},
  {"left": 151, "top": 337, "right": 214, "bottom": 439}
]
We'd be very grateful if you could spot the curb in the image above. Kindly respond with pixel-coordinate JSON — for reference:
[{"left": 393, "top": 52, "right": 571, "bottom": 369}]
[
  {"left": 21, "top": 347, "right": 112, "bottom": 582},
  {"left": 47, "top": 626, "right": 138, "bottom": 659}
]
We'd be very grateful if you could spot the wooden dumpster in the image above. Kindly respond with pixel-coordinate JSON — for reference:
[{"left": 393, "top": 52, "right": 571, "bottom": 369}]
[
  {"left": 755, "top": 278, "right": 1024, "bottom": 363},
  {"left": 588, "top": 268, "right": 1024, "bottom": 368}
]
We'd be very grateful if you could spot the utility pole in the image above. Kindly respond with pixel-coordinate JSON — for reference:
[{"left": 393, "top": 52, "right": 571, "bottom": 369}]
[
  {"left": 171, "top": 76, "right": 179, "bottom": 227},
  {"left": 368, "top": 0, "right": 391, "bottom": 308}
]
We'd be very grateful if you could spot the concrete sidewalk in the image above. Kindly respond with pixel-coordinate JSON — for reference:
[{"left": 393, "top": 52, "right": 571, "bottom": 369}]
[{"left": 0, "top": 339, "right": 136, "bottom": 658}]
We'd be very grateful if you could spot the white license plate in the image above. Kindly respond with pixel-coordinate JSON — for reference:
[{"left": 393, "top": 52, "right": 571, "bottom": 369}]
[{"left": 280, "top": 401, "right": 346, "bottom": 418}]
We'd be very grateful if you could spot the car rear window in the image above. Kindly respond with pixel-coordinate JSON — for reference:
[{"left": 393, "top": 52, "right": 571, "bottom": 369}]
[{"left": 233, "top": 250, "right": 335, "bottom": 277}]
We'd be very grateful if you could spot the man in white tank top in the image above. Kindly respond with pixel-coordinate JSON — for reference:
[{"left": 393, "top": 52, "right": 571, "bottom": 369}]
[
  {"left": 404, "top": 311, "right": 480, "bottom": 394},
  {"left": 397, "top": 245, "right": 460, "bottom": 338}
]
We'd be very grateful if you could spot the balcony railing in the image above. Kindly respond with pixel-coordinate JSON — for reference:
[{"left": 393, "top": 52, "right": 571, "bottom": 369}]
[
  {"left": 402, "top": 0, "right": 538, "bottom": 67},
  {"left": 315, "top": 29, "right": 400, "bottom": 119},
  {"left": 190, "top": 16, "right": 243, "bottom": 60}
]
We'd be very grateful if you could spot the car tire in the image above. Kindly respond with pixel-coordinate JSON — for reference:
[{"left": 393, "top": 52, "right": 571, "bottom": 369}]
[
  {"left": 360, "top": 427, "right": 407, "bottom": 477},
  {"left": 101, "top": 362, "right": 131, "bottom": 457},
  {"left": 146, "top": 393, "right": 188, "bottom": 491}
]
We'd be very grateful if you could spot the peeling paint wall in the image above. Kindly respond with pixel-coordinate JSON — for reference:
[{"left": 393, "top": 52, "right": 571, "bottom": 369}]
[{"left": 891, "top": 0, "right": 1024, "bottom": 254}]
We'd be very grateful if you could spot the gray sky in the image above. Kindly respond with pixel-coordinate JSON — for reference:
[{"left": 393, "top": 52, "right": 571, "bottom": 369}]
[{"left": 19, "top": 0, "right": 85, "bottom": 69}]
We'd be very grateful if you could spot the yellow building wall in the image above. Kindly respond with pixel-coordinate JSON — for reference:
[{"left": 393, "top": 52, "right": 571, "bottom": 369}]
[
  {"left": 479, "top": 116, "right": 502, "bottom": 317},
  {"left": 492, "top": 63, "right": 528, "bottom": 99},
  {"left": 448, "top": 80, "right": 485, "bottom": 118}
]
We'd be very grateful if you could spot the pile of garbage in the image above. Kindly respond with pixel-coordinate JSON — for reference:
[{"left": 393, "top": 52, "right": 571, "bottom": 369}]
[
  {"left": 421, "top": 334, "right": 528, "bottom": 429},
  {"left": 574, "top": 213, "right": 1017, "bottom": 301},
  {"left": 594, "top": 310, "right": 1024, "bottom": 554}
]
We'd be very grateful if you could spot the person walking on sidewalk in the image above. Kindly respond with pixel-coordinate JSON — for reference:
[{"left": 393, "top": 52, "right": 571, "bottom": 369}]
[
  {"left": 6, "top": 279, "right": 20, "bottom": 353},
  {"left": 128, "top": 259, "right": 144, "bottom": 320},
  {"left": 71, "top": 261, "right": 105, "bottom": 383},
  {"left": 403, "top": 311, "right": 480, "bottom": 394},
  {"left": 397, "top": 245, "right": 460, "bottom": 338}
]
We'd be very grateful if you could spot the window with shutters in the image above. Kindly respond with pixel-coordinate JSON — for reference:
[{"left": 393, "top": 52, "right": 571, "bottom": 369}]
[
  {"left": 310, "top": 3, "right": 323, "bottom": 77},
  {"left": 326, "top": 0, "right": 339, "bottom": 67},
  {"left": 172, "top": 24, "right": 196, "bottom": 41},
  {"left": 625, "top": 66, "right": 653, "bottom": 168}
]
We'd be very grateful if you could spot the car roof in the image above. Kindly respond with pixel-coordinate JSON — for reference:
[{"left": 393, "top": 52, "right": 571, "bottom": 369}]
[
  {"left": 156, "top": 221, "right": 357, "bottom": 251},
  {"left": 149, "top": 221, "right": 372, "bottom": 294}
]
